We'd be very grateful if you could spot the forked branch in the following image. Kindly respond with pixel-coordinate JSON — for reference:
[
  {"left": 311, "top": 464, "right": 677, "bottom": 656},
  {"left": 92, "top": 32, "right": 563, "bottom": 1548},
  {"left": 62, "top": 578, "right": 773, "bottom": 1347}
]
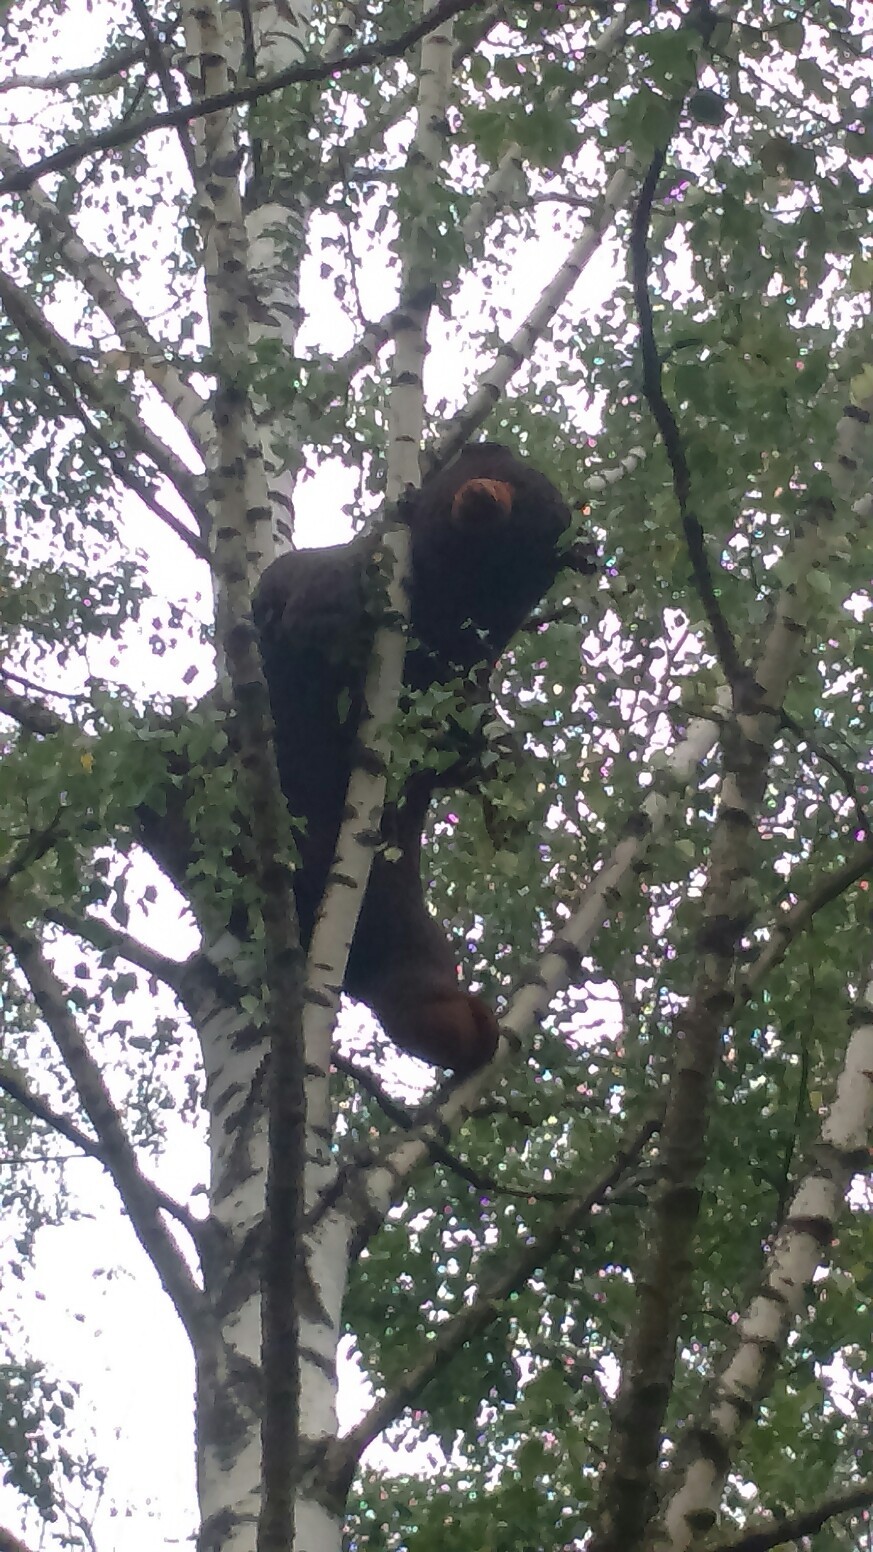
[{"left": 0, "top": 915, "right": 204, "bottom": 1335}]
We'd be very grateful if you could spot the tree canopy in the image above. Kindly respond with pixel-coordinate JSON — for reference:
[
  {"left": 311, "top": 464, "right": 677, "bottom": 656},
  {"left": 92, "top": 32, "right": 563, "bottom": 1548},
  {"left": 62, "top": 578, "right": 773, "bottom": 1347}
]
[{"left": 1, "top": 2, "right": 873, "bottom": 1550}]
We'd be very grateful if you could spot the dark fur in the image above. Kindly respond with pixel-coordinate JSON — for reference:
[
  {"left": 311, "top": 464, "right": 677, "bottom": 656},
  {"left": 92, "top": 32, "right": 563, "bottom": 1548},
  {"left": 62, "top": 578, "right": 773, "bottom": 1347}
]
[{"left": 254, "top": 443, "right": 574, "bottom": 1074}]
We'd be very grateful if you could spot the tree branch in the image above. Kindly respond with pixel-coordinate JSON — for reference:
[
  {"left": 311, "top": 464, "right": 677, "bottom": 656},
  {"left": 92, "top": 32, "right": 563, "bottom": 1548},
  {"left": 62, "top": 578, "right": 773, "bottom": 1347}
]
[
  {"left": 0, "top": 679, "right": 66, "bottom": 737},
  {"left": 0, "top": 1526, "right": 37, "bottom": 1552},
  {"left": 0, "top": 1064, "right": 202, "bottom": 1240},
  {"left": 331, "top": 1050, "right": 597, "bottom": 1204},
  {"left": 325, "top": 1112, "right": 661, "bottom": 1485},
  {"left": 0, "top": 0, "right": 485, "bottom": 195},
  {"left": 316, "top": 2, "right": 507, "bottom": 198},
  {"left": 589, "top": 382, "right": 873, "bottom": 1552},
  {"left": 305, "top": 6, "right": 640, "bottom": 453},
  {"left": 0, "top": 138, "right": 208, "bottom": 441},
  {"left": 631, "top": 148, "right": 745, "bottom": 692},
  {"left": 439, "top": 155, "right": 640, "bottom": 460},
  {"left": 130, "top": 0, "right": 198, "bottom": 183},
  {"left": 0, "top": 266, "right": 208, "bottom": 551},
  {"left": 661, "top": 969, "right": 873, "bottom": 1550},
  {"left": 709, "top": 1482, "right": 873, "bottom": 1552},
  {"left": 0, "top": 811, "right": 63, "bottom": 890},
  {"left": 0, "top": 40, "right": 148, "bottom": 94},
  {"left": 739, "top": 840, "right": 873, "bottom": 1000},
  {"left": 43, "top": 905, "right": 189, "bottom": 991},
  {"left": 461, "top": 1, "right": 644, "bottom": 252},
  {"left": 781, "top": 707, "right": 873, "bottom": 841},
  {"left": 308, "top": 701, "right": 725, "bottom": 1246},
  {"left": 0, "top": 914, "right": 204, "bottom": 1337}
]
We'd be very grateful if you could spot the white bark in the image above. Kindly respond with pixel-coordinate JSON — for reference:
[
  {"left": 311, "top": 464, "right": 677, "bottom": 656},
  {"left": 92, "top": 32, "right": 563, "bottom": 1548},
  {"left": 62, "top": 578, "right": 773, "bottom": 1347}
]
[
  {"left": 292, "top": 22, "right": 455, "bottom": 1552},
  {"left": 244, "top": 0, "right": 313, "bottom": 552},
  {"left": 441, "top": 159, "right": 640, "bottom": 457},
  {"left": 661, "top": 975, "right": 873, "bottom": 1551},
  {"left": 301, "top": 12, "right": 454, "bottom": 1129},
  {"left": 183, "top": 5, "right": 298, "bottom": 1545}
]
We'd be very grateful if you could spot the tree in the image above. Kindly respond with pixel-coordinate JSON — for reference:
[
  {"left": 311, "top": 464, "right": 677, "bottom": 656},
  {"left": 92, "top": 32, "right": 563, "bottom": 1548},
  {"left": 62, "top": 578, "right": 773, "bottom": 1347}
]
[{"left": 1, "top": 0, "right": 873, "bottom": 1548}]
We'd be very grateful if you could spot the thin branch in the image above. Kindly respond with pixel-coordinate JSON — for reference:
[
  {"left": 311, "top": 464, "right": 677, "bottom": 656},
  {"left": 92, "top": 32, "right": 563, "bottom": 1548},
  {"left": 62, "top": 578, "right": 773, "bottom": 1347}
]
[
  {"left": 130, "top": 0, "right": 198, "bottom": 182},
  {"left": 0, "top": 41, "right": 148, "bottom": 94},
  {"left": 781, "top": 708, "right": 873, "bottom": 841},
  {"left": 739, "top": 840, "right": 873, "bottom": 1000},
  {"left": 0, "top": 914, "right": 204, "bottom": 1337},
  {"left": 438, "top": 156, "right": 640, "bottom": 460},
  {"left": 0, "top": 812, "right": 63, "bottom": 889},
  {"left": 631, "top": 148, "right": 745, "bottom": 692},
  {"left": 0, "top": 1065, "right": 202, "bottom": 1240},
  {"left": 0, "top": 666, "right": 85, "bottom": 703},
  {"left": 316, "top": 2, "right": 507, "bottom": 196},
  {"left": 709, "top": 1483, "right": 873, "bottom": 1552},
  {"left": 0, "top": 137, "right": 208, "bottom": 440},
  {"left": 43, "top": 905, "right": 189, "bottom": 990},
  {"left": 0, "top": 0, "right": 486, "bottom": 195},
  {"left": 0, "top": 266, "right": 208, "bottom": 550},
  {"left": 461, "top": 1, "right": 644, "bottom": 251},
  {"left": 309, "top": 5, "right": 639, "bottom": 447},
  {"left": 331, "top": 1052, "right": 495, "bottom": 1197},
  {"left": 325, "top": 1113, "right": 661, "bottom": 1484},
  {"left": 332, "top": 1051, "right": 590, "bottom": 1203},
  {"left": 0, "top": 680, "right": 66, "bottom": 737}
]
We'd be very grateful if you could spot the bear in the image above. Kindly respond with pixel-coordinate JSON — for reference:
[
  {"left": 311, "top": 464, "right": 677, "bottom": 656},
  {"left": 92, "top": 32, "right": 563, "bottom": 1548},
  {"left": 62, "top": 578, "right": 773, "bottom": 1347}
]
[{"left": 253, "top": 442, "right": 581, "bottom": 1074}]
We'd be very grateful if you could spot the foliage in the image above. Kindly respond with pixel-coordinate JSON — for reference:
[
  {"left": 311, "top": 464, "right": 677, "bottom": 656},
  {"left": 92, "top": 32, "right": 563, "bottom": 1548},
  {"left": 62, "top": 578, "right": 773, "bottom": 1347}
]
[{"left": 1, "top": 0, "right": 873, "bottom": 1549}]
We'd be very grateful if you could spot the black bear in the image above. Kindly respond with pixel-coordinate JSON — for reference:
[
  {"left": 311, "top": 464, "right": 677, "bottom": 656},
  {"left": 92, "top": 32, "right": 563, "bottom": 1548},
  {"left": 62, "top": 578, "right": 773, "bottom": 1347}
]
[{"left": 253, "top": 442, "right": 579, "bottom": 1075}]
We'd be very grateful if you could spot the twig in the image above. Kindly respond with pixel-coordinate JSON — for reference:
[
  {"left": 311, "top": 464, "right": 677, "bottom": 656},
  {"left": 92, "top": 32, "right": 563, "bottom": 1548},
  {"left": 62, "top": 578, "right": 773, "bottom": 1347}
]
[
  {"left": 0, "top": 1065, "right": 202, "bottom": 1240},
  {"left": 0, "top": 914, "right": 204, "bottom": 1336},
  {"left": 332, "top": 1051, "right": 585, "bottom": 1203},
  {"left": 461, "top": 1, "right": 644, "bottom": 251},
  {"left": 0, "top": 0, "right": 487, "bottom": 194},
  {"left": 130, "top": 0, "right": 197, "bottom": 182},
  {"left": 326, "top": 1112, "right": 661, "bottom": 1483},
  {"left": 0, "top": 812, "right": 63, "bottom": 889},
  {"left": 739, "top": 840, "right": 873, "bottom": 1001},
  {"left": 0, "top": 41, "right": 148, "bottom": 94},
  {"left": 709, "top": 1482, "right": 873, "bottom": 1552},
  {"left": 439, "top": 156, "right": 640, "bottom": 460},
  {"left": 0, "top": 266, "right": 208, "bottom": 550},
  {"left": 0, "top": 667, "right": 85, "bottom": 702},
  {"left": 317, "top": 3, "right": 506, "bottom": 197},
  {"left": 0, "top": 137, "right": 208, "bottom": 441},
  {"left": 630, "top": 149, "right": 745, "bottom": 692},
  {"left": 781, "top": 708, "right": 873, "bottom": 841}
]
